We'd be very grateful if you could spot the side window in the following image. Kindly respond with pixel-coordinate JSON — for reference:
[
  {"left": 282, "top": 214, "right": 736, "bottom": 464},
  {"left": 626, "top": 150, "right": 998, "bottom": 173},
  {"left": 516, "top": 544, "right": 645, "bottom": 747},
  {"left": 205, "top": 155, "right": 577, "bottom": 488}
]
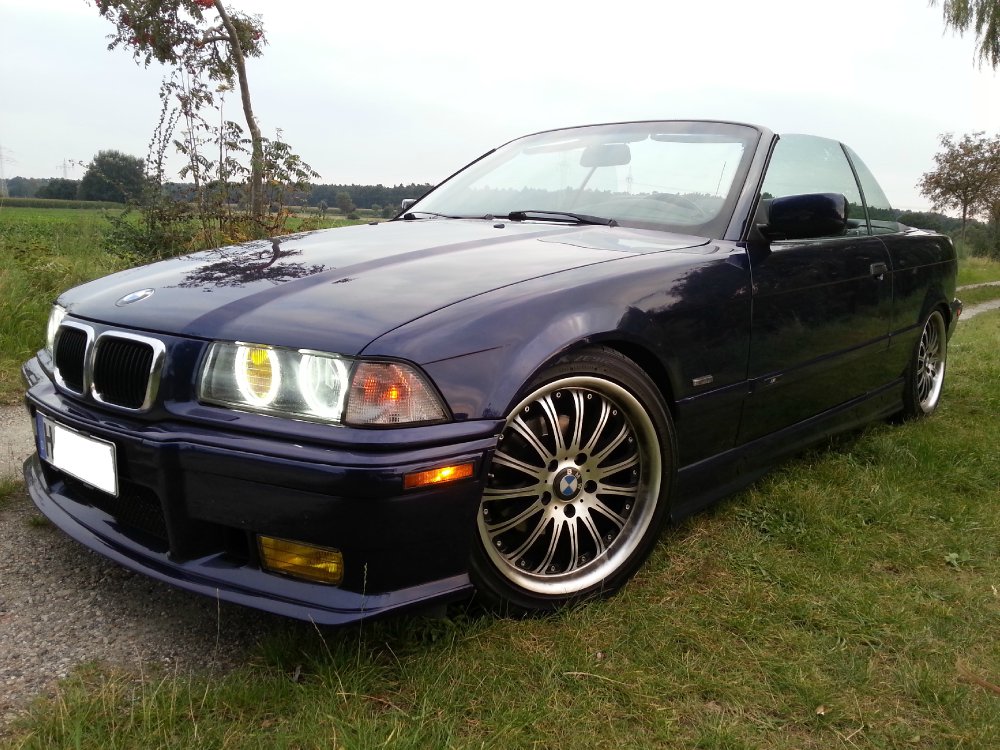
[
  {"left": 760, "top": 134, "right": 866, "bottom": 237},
  {"left": 845, "top": 145, "right": 901, "bottom": 235}
]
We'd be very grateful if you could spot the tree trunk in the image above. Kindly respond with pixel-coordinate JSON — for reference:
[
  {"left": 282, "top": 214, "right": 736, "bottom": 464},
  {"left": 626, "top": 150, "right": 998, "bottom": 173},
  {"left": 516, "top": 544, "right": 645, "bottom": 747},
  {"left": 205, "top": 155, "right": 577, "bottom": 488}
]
[{"left": 212, "top": 0, "right": 264, "bottom": 222}]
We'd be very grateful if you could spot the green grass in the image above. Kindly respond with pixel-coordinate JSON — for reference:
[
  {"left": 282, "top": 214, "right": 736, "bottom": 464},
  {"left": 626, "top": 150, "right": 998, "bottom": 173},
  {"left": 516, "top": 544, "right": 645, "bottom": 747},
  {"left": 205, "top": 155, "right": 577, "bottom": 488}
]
[
  {"left": 0, "top": 207, "right": 124, "bottom": 404},
  {"left": 4, "top": 314, "right": 997, "bottom": 748},
  {"left": 957, "top": 255, "right": 1000, "bottom": 287},
  {"left": 0, "top": 477, "right": 21, "bottom": 509},
  {"left": 959, "top": 284, "right": 1000, "bottom": 307},
  {"left": 0, "top": 197, "right": 124, "bottom": 210}
]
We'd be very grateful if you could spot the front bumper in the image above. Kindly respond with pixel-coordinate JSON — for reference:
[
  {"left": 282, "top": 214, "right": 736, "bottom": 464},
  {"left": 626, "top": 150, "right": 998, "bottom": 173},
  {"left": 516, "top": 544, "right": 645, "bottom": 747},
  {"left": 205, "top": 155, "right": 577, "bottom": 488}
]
[{"left": 22, "top": 355, "right": 503, "bottom": 625}]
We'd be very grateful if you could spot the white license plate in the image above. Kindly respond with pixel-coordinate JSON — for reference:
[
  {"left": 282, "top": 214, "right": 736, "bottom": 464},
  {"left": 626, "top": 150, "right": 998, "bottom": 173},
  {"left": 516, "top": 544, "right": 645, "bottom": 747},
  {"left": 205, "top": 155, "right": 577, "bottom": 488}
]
[{"left": 38, "top": 416, "right": 118, "bottom": 497}]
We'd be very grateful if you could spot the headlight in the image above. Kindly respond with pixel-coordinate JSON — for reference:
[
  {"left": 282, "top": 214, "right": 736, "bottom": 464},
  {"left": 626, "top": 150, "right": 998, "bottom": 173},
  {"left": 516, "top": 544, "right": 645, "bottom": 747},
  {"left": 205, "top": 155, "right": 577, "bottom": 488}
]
[
  {"left": 46, "top": 304, "right": 68, "bottom": 355},
  {"left": 198, "top": 342, "right": 447, "bottom": 426}
]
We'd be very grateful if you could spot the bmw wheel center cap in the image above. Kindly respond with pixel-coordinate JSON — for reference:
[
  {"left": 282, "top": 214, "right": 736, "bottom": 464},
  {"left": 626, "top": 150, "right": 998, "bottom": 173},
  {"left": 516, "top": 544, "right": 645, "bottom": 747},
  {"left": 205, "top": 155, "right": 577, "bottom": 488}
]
[{"left": 554, "top": 467, "right": 583, "bottom": 501}]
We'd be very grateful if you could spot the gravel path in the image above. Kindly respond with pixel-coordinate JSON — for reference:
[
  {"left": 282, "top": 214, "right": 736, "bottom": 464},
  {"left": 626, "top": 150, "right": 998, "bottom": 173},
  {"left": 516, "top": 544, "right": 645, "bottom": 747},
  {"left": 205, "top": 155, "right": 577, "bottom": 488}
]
[
  {"left": 0, "top": 406, "right": 33, "bottom": 482},
  {"left": 961, "top": 298, "right": 1000, "bottom": 320},
  {"left": 0, "top": 406, "right": 305, "bottom": 737}
]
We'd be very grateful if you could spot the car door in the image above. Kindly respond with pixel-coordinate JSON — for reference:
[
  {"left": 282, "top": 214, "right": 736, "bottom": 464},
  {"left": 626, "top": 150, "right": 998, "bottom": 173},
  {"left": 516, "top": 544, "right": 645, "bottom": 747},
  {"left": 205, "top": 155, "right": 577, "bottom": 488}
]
[{"left": 738, "top": 134, "right": 892, "bottom": 443}]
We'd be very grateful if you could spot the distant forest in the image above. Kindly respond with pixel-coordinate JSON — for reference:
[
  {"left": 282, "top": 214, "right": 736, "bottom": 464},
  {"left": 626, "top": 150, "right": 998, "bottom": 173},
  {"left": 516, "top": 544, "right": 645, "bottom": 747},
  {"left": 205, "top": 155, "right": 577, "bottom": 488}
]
[
  {"left": 3, "top": 176, "right": 435, "bottom": 212},
  {"left": 0, "top": 175, "right": 975, "bottom": 233}
]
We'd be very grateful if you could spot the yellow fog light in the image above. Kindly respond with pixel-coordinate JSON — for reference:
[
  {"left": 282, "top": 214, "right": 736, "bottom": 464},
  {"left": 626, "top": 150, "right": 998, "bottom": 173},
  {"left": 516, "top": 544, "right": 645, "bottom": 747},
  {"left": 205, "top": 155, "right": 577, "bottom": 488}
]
[
  {"left": 404, "top": 462, "right": 475, "bottom": 490},
  {"left": 258, "top": 536, "right": 344, "bottom": 585}
]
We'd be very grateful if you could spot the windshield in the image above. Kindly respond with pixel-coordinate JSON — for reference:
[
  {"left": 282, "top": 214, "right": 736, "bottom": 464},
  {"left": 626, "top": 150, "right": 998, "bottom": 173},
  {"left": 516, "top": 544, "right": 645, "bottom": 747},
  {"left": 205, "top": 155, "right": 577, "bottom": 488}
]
[{"left": 410, "top": 121, "right": 759, "bottom": 235}]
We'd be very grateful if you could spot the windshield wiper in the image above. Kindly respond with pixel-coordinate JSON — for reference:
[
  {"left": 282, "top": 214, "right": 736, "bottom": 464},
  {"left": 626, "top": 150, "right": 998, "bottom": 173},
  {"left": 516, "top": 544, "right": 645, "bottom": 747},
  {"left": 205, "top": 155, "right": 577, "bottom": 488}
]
[
  {"left": 501, "top": 210, "right": 618, "bottom": 227},
  {"left": 403, "top": 211, "right": 509, "bottom": 221},
  {"left": 401, "top": 211, "right": 473, "bottom": 220}
]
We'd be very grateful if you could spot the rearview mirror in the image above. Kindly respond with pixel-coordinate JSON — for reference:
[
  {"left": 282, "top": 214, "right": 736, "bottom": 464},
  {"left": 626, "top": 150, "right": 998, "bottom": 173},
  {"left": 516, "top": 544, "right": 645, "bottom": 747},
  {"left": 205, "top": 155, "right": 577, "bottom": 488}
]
[
  {"left": 580, "top": 143, "right": 631, "bottom": 168},
  {"left": 763, "top": 193, "right": 848, "bottom": 240},
  {"left": 401, "top": 198, "right": 417, "bottom": 211}
]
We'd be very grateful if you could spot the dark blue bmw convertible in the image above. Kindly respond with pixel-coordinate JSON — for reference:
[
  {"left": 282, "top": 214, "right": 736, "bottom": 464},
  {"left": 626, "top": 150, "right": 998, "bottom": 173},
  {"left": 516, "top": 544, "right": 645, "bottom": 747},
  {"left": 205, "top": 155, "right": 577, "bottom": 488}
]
[{"left": 23, "top": 121, "right": 961, "bottom": 623}]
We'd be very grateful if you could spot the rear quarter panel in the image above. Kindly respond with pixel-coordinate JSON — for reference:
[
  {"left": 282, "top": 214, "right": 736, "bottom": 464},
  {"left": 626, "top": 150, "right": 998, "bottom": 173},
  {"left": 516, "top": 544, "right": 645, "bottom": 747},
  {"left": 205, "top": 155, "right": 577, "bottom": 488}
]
[{"left": 879, "top": 231, "right": 958, "bottom": 371}]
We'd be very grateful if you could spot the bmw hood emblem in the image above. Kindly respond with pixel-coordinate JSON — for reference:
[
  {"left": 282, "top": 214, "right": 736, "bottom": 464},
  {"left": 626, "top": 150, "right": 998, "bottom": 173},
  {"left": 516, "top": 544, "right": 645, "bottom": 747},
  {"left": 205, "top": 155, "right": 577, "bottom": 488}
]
[{"left": 115, "top": 288, "right": 155, "bottom": 307}]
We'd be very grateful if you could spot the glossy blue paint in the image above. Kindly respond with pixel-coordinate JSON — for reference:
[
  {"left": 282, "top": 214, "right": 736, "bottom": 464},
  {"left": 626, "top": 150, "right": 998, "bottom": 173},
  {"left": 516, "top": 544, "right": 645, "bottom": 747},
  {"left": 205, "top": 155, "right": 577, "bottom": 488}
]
[{"left": 23, "top": 121, "right": 961, "bottom": 624}]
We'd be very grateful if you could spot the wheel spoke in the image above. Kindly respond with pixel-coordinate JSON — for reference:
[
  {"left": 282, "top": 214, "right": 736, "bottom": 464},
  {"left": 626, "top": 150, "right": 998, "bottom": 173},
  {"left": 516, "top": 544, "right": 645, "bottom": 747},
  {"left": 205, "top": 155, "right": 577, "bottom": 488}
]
[
  {"left": 538, "top": 395, "right": 567, "bottom": 455},
  {"left": 486, "top": 500, "right": 546, "bottom": 537},
  {"left": 568, "top": 390, "right": 586, "bottom": 452},
  {"left": 565, "top": 519, "right": 580, "bottom": 571},
  {"left": 591, "top": 424, "right": 629, "bottom": 465},
  {"left": 591, "top": 498, "right": 628, "bottom": 529},
  {"left": 595, "top": 453, "right": 639, "bottom": 480},
  {"left": 508, "top": 514, "right": 552, "bottom": 561},
  {"left": 482, "top": 482, "right": 546, "bottom": 502},
  {"left": 595, "top": 480, "right": 639, "bottom": 500},
  {"left": 579, "top": 511, "right": 606, "bottom": 556},
  {"left": 492, "top": 450, "right": 547, "bottom": 481},
  {"left": 927, "top": 324, "right": 939, "bottom": 356},
  {"left": 535, "top": 518, "right": 565, "bottom": 573},
  {"left": 511, "top": 416, "right": 554, "bottom": 465},
  {"left": 581, "top": 400, "right": 611, "bottom": 455}
]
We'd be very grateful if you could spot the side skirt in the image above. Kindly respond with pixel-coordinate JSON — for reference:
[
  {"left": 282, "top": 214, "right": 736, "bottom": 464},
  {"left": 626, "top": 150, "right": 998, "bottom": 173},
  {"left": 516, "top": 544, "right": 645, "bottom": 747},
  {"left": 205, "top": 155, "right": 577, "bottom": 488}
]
[{"left": 670, "top": 378, "right": 903, "bottom": 522}]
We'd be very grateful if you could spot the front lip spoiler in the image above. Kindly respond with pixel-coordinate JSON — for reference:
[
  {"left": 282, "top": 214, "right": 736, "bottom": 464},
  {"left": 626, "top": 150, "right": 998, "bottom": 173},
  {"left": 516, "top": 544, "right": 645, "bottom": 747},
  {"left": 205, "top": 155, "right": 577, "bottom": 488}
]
[{"left": 24, "top": 455, "right": 474, "bottom": 626}]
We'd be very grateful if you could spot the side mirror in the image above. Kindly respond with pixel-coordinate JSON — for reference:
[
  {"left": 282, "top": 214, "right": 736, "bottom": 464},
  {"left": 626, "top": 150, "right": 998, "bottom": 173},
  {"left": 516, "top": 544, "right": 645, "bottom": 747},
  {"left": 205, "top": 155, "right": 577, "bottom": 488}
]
[
  {"left": 401, "top": 198, "right": 417, "bottom": 211},
  {"left": 762, "top": 193, "right": 848, "bottom": 240}
]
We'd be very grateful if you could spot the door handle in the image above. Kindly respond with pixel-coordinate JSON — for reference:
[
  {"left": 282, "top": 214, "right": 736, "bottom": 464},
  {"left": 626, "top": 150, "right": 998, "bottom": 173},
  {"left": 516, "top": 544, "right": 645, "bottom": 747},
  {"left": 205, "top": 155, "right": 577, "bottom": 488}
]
[{"left": 870, "top": 262, "right": 888, "bottom": 279}]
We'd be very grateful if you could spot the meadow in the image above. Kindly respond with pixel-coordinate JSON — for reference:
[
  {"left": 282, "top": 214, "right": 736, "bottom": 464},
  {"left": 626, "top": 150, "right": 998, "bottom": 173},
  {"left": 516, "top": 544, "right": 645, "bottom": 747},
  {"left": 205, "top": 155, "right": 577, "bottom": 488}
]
[{"left": 0, "top": 205, "right": 997, "bottom": 748}]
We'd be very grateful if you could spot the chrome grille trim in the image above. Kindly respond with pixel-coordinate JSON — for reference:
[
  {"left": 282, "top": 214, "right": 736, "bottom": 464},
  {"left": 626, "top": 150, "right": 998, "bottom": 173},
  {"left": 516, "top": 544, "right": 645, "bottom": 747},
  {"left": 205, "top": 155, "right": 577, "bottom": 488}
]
[
  {"left": 51, "top": 324, "right": 166, "bottom": 412},
  {"left": 52, "top": 322, "right": 94, "bottom": 395},
  {"left": 91, "top": 332, "right": 166, "bottom": 412}
]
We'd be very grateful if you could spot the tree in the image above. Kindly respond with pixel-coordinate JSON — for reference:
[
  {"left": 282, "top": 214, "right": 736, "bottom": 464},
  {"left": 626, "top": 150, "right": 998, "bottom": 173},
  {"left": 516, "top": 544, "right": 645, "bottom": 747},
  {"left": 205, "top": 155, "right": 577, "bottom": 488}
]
[
  {"left": 94, "top": 0, "right": 269, "bottom": 218},
  {"left": 335, "top": 191, "right": 356, "bottom": 216},
  {"left": 35, "top": 178, "right": 80, "bottom": 200},
  {"left": 918, "top": 132, "right": 1000, "bottom": 241},
  {"left": 78, "top": 150, "right": 145, "bottom": 203},
  {"left": 6, "top": 176, "right": 47, "bottom": 198},
  {"left": 932, "top": 0, "right": 1000, "bottom": 68}
]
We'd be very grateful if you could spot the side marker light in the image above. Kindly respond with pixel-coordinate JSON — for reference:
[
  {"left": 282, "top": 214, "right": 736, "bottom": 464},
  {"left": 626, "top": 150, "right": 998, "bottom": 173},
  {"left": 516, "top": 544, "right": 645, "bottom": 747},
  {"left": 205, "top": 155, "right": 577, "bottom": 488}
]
[{"left": 404, "top": 462, "right": 475, "bottom": 490}]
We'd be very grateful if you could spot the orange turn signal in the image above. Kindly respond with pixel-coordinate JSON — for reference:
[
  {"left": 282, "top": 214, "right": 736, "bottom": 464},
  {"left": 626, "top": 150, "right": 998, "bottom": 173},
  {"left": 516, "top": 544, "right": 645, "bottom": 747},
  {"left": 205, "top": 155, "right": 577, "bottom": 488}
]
[{"left": 404, "top": 462, "right": 475, "bottom": 490}]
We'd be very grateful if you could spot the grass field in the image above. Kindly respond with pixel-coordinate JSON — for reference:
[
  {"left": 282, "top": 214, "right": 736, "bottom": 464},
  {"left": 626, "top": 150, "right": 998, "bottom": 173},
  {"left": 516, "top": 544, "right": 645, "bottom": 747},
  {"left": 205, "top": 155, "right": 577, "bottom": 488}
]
[
  {"left": 1, "top": 207, "right": 998, "bottom": 748},
  {"left": 957, "top": 254, "right": 1000, "bottom": 288}
]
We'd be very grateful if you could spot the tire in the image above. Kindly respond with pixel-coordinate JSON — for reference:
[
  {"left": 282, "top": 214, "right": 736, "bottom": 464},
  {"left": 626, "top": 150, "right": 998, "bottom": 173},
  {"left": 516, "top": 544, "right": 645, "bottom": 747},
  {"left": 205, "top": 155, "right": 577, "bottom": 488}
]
[
  {"left": 469, "top": 346, "right": 676, "bottom": 614},
  {"left": 900, "top": 308, "right": 948, "bottom": 420}
]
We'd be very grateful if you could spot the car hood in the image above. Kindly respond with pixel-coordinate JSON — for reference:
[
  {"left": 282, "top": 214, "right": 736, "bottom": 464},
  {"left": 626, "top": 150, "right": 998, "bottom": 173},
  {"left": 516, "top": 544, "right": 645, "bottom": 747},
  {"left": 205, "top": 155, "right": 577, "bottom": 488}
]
[{"left": 60, "top": 220, "right": 707, "bottom": 355}]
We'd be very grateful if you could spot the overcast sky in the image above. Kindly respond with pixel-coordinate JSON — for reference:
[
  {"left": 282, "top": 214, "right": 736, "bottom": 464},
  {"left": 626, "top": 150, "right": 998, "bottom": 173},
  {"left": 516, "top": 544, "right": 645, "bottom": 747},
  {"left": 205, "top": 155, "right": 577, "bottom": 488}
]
[{"left": 1, "top": 0, "right": 998, "bottom": 210}]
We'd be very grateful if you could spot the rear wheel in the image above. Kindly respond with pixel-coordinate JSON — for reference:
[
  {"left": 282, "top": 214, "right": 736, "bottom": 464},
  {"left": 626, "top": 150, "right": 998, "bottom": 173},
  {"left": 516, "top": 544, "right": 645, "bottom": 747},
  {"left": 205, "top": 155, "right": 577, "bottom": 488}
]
[
  {"left": 470, "top": 347, "right": 675, "bottom": 614},
  {"left": 900, "top": 309, "right": 948, "bottom": 419}
]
